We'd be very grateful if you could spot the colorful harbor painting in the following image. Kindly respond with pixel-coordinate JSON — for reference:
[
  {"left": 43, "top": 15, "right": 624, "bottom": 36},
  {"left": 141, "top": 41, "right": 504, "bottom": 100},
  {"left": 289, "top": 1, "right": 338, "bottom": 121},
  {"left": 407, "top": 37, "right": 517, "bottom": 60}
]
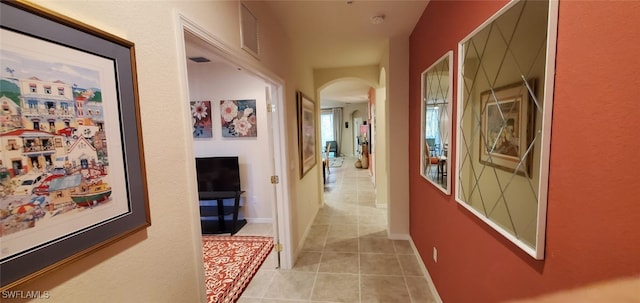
[{"left": 0, "top": 28, "right": 129, "bottom": 260}]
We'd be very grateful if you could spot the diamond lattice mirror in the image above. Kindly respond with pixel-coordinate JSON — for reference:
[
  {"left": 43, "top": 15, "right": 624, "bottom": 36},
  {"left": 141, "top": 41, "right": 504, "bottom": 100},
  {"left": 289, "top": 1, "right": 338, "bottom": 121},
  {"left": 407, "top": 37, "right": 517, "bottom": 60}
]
[
  {"left": 421, "top": 51, "right": 452, "bottom": 194},
  {"left": 456, "top": 0, "right": 558, "bottom": 259}
]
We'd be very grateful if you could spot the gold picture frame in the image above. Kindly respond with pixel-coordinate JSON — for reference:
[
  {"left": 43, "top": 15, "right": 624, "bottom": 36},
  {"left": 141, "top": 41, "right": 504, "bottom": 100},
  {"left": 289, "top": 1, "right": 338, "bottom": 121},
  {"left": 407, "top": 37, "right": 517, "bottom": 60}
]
[
  {"left": 0, "top": 1, "right": 150, "bottom": 290},
  {"left": 479, "top": 80, "right": 535, "bottom": 177},
  {"left": 296, "top": 91, "right": 317, "bottom": 178}
]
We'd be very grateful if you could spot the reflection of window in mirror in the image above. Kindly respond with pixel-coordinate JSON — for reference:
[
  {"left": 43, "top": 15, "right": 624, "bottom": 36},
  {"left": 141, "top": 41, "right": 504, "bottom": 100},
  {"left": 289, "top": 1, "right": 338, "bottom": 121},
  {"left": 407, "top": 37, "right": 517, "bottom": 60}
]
[
  {"left": 420, "top": 51, "right": 452, "bottom": 195},
  {"left": 456, "top": 0, "right": 558, "bottom": 260}
]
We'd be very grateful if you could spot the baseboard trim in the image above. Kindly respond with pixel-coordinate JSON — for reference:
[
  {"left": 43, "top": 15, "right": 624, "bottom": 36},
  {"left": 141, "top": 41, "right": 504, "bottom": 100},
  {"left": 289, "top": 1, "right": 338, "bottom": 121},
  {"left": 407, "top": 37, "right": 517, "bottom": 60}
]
[
  {"left": 245, "top": 218, "right": 273, "bottom": 224},
  {"left": 388, "top": 233, "right": 411, "bottom": 240},
  {"left": 409, "top": 237, "right": 443, "bottom": 303}
]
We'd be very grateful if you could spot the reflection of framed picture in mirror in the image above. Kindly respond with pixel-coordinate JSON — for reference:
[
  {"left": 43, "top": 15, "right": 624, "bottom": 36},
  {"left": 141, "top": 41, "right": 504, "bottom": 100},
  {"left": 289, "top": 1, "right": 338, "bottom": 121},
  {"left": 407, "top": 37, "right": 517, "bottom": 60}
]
[
  {"left": 297, "top": 91, "right": 317, "bottom": 178},
  {"left": 455, "top": 0, "right": 558, "bottom": 260},
  {"left": 420, "top": 51, "right": 453, "bottom": 194},
  {"left": 479, "top": 81, "right": 535, "bottom": 177}
]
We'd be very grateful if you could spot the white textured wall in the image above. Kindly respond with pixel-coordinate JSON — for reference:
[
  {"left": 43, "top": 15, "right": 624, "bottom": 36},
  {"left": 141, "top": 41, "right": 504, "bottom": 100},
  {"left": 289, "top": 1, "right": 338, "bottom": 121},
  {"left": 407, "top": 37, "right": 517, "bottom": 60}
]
[
  {"left": 386, "top": 35, "right": 411, "bottom": 238},
  {"left": 188, "top": 61, "right": 273, "bottom": 221}
]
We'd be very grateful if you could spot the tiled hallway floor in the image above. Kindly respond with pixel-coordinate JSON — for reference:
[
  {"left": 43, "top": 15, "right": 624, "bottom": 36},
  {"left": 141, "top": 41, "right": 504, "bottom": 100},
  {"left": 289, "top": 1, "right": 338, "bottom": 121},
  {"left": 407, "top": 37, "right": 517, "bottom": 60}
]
[{"left": 237, "top": 157, "right": 437, "bottom": 302}]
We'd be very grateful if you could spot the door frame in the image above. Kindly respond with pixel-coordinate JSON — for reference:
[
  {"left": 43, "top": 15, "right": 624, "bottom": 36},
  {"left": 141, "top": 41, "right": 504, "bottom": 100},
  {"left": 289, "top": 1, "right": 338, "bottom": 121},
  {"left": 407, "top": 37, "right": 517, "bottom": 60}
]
[
  {"left": 353, "top": 116, "right": 363, "bottom": 157},
  {"left": 176, "top": 13, "right": 293, "bottom": 269}
]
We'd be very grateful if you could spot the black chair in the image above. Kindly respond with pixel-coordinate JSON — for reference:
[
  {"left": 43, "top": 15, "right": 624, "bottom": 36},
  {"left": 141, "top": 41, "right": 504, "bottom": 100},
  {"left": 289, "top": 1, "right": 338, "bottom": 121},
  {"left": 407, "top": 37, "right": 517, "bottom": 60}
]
[{"left": 326, "top": 141, "right": 338, "bottom": 157}]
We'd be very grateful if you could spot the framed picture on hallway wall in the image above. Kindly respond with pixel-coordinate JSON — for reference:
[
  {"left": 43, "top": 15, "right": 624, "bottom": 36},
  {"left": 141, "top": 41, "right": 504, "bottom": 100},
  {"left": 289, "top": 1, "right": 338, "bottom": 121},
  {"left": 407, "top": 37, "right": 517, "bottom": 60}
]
[
  {"left": 0, "top": 1, "right": 150, "bottom": 290},
  {"left": 296, "top": 91, "right": 317, "bottom": 178}
]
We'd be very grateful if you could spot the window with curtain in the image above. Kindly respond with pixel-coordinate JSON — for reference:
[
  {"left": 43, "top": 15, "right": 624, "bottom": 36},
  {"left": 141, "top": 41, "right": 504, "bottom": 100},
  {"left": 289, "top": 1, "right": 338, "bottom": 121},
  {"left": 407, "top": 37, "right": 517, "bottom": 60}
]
[
  {"left": 320, "top": 110, "right": 334, "bottom": 151},
  {"left": 425, "top": 106, "right": 441, "bottom": 152}
]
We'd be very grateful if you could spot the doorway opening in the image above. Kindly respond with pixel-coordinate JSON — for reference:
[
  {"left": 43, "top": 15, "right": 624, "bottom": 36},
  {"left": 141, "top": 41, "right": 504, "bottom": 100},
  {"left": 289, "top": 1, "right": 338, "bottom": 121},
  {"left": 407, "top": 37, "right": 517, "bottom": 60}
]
[{"left": 178, "top": 16, "right": 292, "bottom": 270}]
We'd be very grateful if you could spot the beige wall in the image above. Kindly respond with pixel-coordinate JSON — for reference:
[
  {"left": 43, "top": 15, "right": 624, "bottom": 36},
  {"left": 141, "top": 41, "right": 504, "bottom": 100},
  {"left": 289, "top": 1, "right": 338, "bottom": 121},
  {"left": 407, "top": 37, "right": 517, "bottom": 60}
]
[
  {"left": 386, "top": 36, "right": 411, "bottom": 238},
  {"left": 287, "top": 42, "right": 321, "bottom": 253},
  {"left": 12, "top": 0, "right": 317, "bottom": 301},
  {"left": 315, "top": 66, "right": 378, "bottom": 159},
  {"left": 375, "top": 68, "right": 389, "bottom": 208},
  {"left": 314, "top": 65, "right": 379, "bottom": 90}
]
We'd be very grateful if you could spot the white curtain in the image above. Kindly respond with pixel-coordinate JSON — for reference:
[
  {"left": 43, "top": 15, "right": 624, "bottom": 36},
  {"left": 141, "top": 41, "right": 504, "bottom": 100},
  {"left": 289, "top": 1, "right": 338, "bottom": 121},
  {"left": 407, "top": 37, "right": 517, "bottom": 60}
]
[
  {"left": 425, "top": 107, "right": 440, "bottom": 143},
  {"left": 320, "top": 110, "right": 334, "bottom": 149}
]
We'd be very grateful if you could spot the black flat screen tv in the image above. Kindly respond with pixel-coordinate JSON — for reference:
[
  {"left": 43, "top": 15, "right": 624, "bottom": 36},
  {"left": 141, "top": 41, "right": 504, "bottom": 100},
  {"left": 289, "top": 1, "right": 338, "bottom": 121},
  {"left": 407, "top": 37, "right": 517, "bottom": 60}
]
[{"left": 195, "top": 156, "right": 241, "bottom": 194}]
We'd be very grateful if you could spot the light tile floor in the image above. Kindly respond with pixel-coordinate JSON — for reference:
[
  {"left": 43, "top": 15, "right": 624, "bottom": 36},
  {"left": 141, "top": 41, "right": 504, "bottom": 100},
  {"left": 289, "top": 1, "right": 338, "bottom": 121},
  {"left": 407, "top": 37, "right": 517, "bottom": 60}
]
[{"left": 236, "top": 157, "right": 437, "bottom": 303}]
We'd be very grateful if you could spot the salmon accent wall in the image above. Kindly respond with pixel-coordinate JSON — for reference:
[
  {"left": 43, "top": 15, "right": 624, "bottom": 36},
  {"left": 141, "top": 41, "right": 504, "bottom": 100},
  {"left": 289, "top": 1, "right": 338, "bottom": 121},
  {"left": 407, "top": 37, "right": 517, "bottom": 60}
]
[{"left": 409, "top": 1, "right": 640, "bottom": 302}]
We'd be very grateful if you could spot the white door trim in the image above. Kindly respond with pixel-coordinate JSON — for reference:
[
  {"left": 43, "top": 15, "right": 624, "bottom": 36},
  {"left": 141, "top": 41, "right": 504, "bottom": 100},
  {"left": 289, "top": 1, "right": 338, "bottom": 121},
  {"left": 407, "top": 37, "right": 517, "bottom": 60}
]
[{"left": 175, "top": 12, "right": 293, "bottom": 269}]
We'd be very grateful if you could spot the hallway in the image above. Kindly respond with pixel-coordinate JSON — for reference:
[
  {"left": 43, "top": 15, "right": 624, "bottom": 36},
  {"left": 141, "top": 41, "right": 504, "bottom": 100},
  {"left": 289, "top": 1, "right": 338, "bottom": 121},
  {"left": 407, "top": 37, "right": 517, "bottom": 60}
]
[{"left": 238, "top": 157, "right": 437, "bottom": 302}]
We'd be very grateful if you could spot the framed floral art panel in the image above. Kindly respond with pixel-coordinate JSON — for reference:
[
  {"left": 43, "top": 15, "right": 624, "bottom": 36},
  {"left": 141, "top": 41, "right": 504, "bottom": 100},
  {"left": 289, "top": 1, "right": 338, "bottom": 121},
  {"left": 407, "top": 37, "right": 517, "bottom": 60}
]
[
  {"left": 220, "top": 99, "right": 257, "bottom": 138},
  {"left": 191, "top": 100, "right": 213, "bottom": 138}
]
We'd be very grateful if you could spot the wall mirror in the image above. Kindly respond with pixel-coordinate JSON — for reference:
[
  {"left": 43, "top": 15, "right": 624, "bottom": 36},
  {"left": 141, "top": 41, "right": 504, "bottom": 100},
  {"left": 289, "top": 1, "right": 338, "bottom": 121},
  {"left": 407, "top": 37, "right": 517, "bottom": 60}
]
[
  {"left": 420, "top": 51, "right": 453, "bottom": 194},
  {"left": 456, "top": 0, "right": 558, "bottom": 259}
]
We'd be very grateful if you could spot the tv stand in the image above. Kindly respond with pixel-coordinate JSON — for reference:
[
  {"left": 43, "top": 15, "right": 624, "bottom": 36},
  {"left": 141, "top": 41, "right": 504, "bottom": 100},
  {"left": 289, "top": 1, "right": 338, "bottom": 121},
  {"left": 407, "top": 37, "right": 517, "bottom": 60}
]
[{"left": 199, "top": 190, "right": 246, "bottom": 235}]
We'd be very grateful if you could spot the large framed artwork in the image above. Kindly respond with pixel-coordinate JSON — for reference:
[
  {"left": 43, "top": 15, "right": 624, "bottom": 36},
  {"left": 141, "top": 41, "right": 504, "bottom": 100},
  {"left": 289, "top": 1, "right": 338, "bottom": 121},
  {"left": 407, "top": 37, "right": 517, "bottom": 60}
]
[
  {"left": 479, "top": 81, "right": 535, "bottom": 176},
  {"left": 0, "top": 1, "right": 150, "bottom": 289},
  {"left": 296, "top": 91, "right": 316, "bottom": 178}
]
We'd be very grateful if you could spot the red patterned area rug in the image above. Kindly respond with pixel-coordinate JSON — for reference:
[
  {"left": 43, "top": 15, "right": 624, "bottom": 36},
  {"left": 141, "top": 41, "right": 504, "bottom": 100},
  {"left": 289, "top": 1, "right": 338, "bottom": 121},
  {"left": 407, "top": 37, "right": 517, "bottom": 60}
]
[{"left": 202, "top": 235, "right": 273, "bottom": 303}]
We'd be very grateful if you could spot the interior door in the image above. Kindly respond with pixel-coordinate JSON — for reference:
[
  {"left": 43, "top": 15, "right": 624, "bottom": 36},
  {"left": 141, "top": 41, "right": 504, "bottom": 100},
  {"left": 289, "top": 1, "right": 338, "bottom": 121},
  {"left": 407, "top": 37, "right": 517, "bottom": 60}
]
[
  {"left": 265, "top": 84, "right": 281, "bottom": 268},
  {"left": 181, "top": 24, "right": 292, "bottom": 269}
]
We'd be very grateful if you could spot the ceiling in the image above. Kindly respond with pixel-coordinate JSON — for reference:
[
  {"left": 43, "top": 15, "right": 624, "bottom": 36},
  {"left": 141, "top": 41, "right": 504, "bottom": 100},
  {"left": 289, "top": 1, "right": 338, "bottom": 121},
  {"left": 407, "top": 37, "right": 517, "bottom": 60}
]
[
  {"left": 264, "top": 1, "right": 428, "bottom": 68},
  {"left": 265, "top": 0, "right": 428, "bottom": 107},
  {"left": 320, "top": 78, "right": 372, "bottom": 108},
  {"left": 186, "top": 1, "right": 428, "bottom": 107}
]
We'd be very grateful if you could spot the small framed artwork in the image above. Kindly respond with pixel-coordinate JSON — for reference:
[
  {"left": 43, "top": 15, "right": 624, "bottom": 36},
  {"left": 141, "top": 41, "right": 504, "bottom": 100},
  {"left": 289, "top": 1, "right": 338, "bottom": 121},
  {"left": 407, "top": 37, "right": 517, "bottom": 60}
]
[
  {"left": 479, "top": 80, "right": 535, "bottom": 176},
  {"left": 0, "top": 1, "right": 150, "bottom": 290},
  {"left": 191, "top": 100, "right": 213, "bottom": 138},
  {"left": 296, "top": 91, "right": 317, "bottom": 178},
  {"left": 220, "top": 99, "right": 257, "bottom": 137}
]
